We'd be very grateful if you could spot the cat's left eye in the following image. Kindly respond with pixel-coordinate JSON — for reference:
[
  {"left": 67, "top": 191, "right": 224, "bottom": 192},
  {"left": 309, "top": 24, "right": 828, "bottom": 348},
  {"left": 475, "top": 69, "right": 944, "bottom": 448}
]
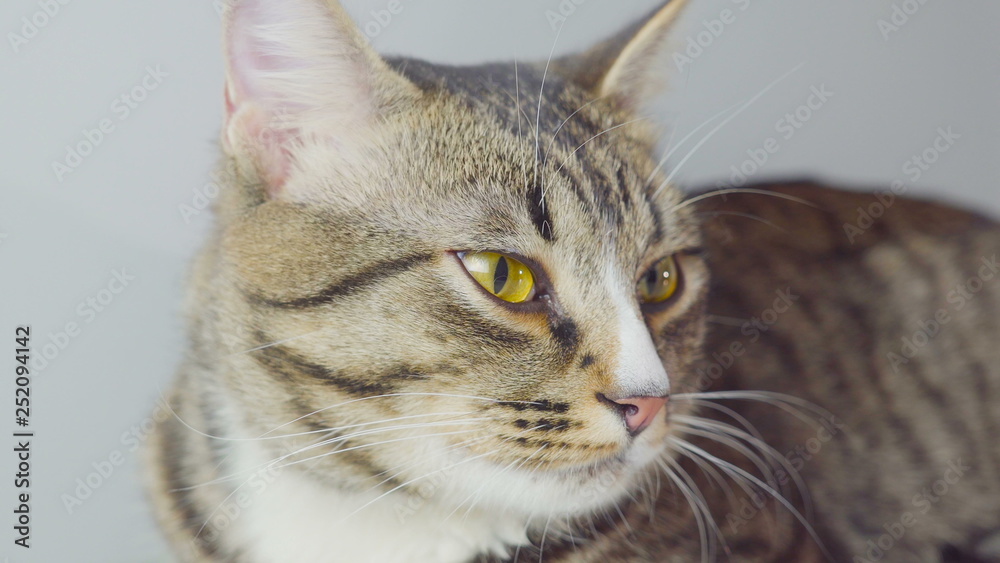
[
  {"left": 637, "top": 255, "right": 680, "bottom": 304},
  {"left": 459, "top": 251, "right": 537, "bottom": 303}
]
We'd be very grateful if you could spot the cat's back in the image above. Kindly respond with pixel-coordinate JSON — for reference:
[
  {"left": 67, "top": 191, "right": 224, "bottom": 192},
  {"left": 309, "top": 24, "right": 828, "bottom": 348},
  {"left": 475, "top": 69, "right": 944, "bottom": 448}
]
[{"left": 697, "top": 181, "right": 1000, "bottom": 561}]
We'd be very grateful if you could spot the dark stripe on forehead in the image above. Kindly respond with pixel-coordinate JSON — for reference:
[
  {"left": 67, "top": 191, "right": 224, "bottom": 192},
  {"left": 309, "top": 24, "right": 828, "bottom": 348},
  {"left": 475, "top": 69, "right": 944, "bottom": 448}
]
[
  {"left": 552, "top": 159, "right": 594, "bottom": 210},
  {"left": 576, "top": 148, "right": 624, "bottom": 226},
  {"left": 644, "top": 191, "right": 665, "bottom": 243},
  {"left": 615, "top": 165, "right": 633, "bottom": 209},
  {"left": 527, "top": 181, "right": 556, "bottom": 241},
  {"left": 387, "top": 58, "right": 598, "bottom": 151},
  {"left": 248, "top": 253, "right": 433, "bottom": 309}
]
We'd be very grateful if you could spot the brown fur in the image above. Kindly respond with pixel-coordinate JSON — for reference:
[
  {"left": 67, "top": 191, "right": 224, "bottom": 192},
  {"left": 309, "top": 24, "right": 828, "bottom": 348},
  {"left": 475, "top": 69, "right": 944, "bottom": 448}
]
[{"left": 145, "top": 1, "right": 1000, "bottom": 561}]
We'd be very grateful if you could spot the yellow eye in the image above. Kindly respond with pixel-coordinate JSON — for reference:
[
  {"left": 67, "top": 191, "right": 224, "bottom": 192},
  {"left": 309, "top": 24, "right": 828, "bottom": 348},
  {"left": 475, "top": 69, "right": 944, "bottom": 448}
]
[
  {"left": 638, "top": 256, "right": 680, "bottom": 304},
  {"left": 460, "top": 252, "right": 536, "bottom": 303}
]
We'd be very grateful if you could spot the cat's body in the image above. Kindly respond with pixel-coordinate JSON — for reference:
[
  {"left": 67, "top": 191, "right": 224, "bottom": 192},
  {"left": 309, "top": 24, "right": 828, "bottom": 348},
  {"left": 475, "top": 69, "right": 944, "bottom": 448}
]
[
  {"left": 513, "top": 182, "right": 1000, "bottom": 562},
  {"left": 145, "top": 0, "right": 1000, "bottom": 561}
]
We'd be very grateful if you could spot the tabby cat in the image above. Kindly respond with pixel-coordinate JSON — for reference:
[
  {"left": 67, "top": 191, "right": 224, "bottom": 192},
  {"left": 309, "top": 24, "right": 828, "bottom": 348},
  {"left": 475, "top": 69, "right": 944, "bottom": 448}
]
[{"left": 145, "top": 0, "right": 1000, "bottom": 561}]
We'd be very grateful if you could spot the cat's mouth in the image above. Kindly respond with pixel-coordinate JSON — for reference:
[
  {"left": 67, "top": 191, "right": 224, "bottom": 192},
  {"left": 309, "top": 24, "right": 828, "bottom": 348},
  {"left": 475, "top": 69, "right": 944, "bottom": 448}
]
[
  {"left": 528, "top": 422, "right": 671, "bottom": 478},
  {"left": 555, "top": 451, "right": 629, "bottom": 478}
]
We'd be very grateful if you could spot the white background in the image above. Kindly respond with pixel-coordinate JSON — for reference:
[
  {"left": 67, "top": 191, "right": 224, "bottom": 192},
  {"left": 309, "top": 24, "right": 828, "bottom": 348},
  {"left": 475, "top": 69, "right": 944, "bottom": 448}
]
[{"left": 1, "top": 0, "right": 998, "bottom": 561}]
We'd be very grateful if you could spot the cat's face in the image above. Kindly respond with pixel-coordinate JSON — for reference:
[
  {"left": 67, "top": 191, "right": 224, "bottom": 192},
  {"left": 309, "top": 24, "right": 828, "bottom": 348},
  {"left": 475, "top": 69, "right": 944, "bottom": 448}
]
[{"left": 212, "top": 0, "right": 704, "bottom": 517}]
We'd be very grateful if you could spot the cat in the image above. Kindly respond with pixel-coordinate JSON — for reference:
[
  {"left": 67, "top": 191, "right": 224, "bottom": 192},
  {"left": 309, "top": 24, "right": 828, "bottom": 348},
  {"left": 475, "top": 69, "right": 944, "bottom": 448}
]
[{"left": 144, "top": 0, "right": 1000, "bottom": 561}]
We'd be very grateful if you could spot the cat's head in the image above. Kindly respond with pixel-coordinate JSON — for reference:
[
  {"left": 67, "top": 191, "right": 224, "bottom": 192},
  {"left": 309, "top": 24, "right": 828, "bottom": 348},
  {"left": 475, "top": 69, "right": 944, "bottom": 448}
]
[{"left": 210, "top": 0, "right": 706, "bottom": 518}]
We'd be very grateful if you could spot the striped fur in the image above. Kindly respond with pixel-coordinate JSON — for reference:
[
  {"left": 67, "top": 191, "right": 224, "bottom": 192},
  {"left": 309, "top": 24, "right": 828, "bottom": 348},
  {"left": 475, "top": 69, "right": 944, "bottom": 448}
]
[{"left": 145, "top": 1, "right": 1000, "bottom": 561}]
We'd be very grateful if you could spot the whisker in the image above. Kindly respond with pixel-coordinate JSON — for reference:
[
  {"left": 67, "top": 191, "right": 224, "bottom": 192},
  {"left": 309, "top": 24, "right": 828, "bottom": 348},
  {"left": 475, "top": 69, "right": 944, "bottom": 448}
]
[
  {"left": 534, "top": 22, "right": 565, "bottom": 201},
  {"left": 669, "top": 437, "right": 835, "bottom": 562},
  {"left": 645, "top": 100, "right": 744, "bottom": 185},
  {"left": 552, "top": 117, "right": 649, "bottom": 179},
  {"left": 360, "top": 419, "right": 553, "bottom": 516},
  {"left": 669, "top": 442, "right": 739, "bottom": 510},
  {"left": 542, "top": 96, "right": 601, "bottom": 166},
  {"left": 666, "top": 441, "right": 757, "bottom": 502},
  {"left": 683, "top": 399, "right": 770, "bottom": 454},
  {"left": 656, "top": 456, "right": 712, "bottom": 563},
  {"left": 672, "top": 424, "right": 782, "bottom": 506},
  {"left": 666, "top": 452, "right": 731, "bottom": 561},
  {"left": 448, "top": 433, "right": 548, "bottom": 523},
  {"left": 674, "top": 390, "right": 836, "bottom": 428},
  {"left": 275, "top": 427, "right": 483, "bottom": 471},
  {"left": 338, "top": 447, "right": 505, "bottom": 523},
  {"left": 695, "top": 209, "right": 791, "bottom": 234},
  {"left": 275, "top": 416, "right": 489, "bottom": 462},
  {"left": 670, "top": 188, "right": 818, "bottom": 215},
  {"left": 174, "top": 417, "right": 488, "bottom": 492},
  {"left": 538, "top": 513, "right": 553, "bottom": 563},
  {"left": 366, "top": 432, "right": 493, "bottom": 484},
  {"left": 260, "top": 392, "right": 544, "bottom": 438},
  {"left": 676, "top": 415, "right": 814, "bottom": 520},
  {"left": 227, "top": 329, "right": 325, "bottom": 357},
  {"left": 205, "top": 411, "right": 480, "bottom": 444},
  {"left": 655, "top": 62, "right": 805, "bottom": 195},
  {"left": 514, "top": 58, "right": 527, "bottom": 192}
]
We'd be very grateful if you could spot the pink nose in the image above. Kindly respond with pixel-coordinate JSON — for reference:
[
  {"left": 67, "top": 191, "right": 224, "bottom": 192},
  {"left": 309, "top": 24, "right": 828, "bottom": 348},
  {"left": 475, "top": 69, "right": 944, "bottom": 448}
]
[{"left": 600, "top": 395, "right": 668, "bottom": 435}]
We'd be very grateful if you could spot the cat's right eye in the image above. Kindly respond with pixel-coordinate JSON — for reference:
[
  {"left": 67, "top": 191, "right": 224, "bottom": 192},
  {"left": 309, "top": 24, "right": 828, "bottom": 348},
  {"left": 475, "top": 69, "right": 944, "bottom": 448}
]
[{"left": 459, "top": 251, "right": 537, "bottom": 303}]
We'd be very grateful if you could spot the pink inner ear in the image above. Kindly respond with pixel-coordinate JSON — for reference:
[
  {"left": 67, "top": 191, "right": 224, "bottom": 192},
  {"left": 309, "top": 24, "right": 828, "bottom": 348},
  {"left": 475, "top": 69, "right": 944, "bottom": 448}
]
[
  {"left": 226, "top": 0, "right": 316, "bottom": 108},
  {"left": 224, "top": 82, "right": 236, "bottom": 120},
  {"left": 219, "top": 0, "right": 394, "bottom": 198},
  {"left": 224, "top": 1, "right": 306, "bottom": 193}
]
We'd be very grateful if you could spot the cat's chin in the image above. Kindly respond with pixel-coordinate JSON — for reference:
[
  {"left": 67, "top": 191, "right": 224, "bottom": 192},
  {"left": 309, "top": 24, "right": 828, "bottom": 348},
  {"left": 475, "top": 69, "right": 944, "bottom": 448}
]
[{"left": 440, "top": 430, "right": 669, "bottom": 518}]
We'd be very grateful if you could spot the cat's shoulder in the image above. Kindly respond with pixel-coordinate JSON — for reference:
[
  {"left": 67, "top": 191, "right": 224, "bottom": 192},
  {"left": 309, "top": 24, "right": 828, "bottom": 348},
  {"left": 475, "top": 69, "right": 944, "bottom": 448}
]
[{"left": 695, "top": 179, "right": 998, "bottom": 255}]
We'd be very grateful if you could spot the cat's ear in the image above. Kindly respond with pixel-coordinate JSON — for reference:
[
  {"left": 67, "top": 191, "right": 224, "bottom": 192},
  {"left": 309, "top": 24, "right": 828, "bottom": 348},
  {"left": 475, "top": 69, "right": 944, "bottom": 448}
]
[
  {"left": 557, "top": 0, "right": 688, "bottom": 110},
  {"left": 222, "top": 0, "right": 419, "bottom": 196}
]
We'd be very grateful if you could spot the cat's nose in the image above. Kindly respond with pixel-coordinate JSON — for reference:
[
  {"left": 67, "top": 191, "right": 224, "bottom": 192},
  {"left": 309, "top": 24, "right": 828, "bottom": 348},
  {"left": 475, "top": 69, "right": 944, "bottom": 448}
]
[{"left": 598, "top": 394, "right": 668, "bottom": 435}]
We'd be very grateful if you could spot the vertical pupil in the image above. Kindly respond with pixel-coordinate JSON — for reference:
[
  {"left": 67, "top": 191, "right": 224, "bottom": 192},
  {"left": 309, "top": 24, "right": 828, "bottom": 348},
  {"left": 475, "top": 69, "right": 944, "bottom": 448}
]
[
  {"left": 494, "top": 256, "right": 509, "bottom": 294},
  {"left": 645, "top": 267, "right": 659, "bottom": 291}
]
